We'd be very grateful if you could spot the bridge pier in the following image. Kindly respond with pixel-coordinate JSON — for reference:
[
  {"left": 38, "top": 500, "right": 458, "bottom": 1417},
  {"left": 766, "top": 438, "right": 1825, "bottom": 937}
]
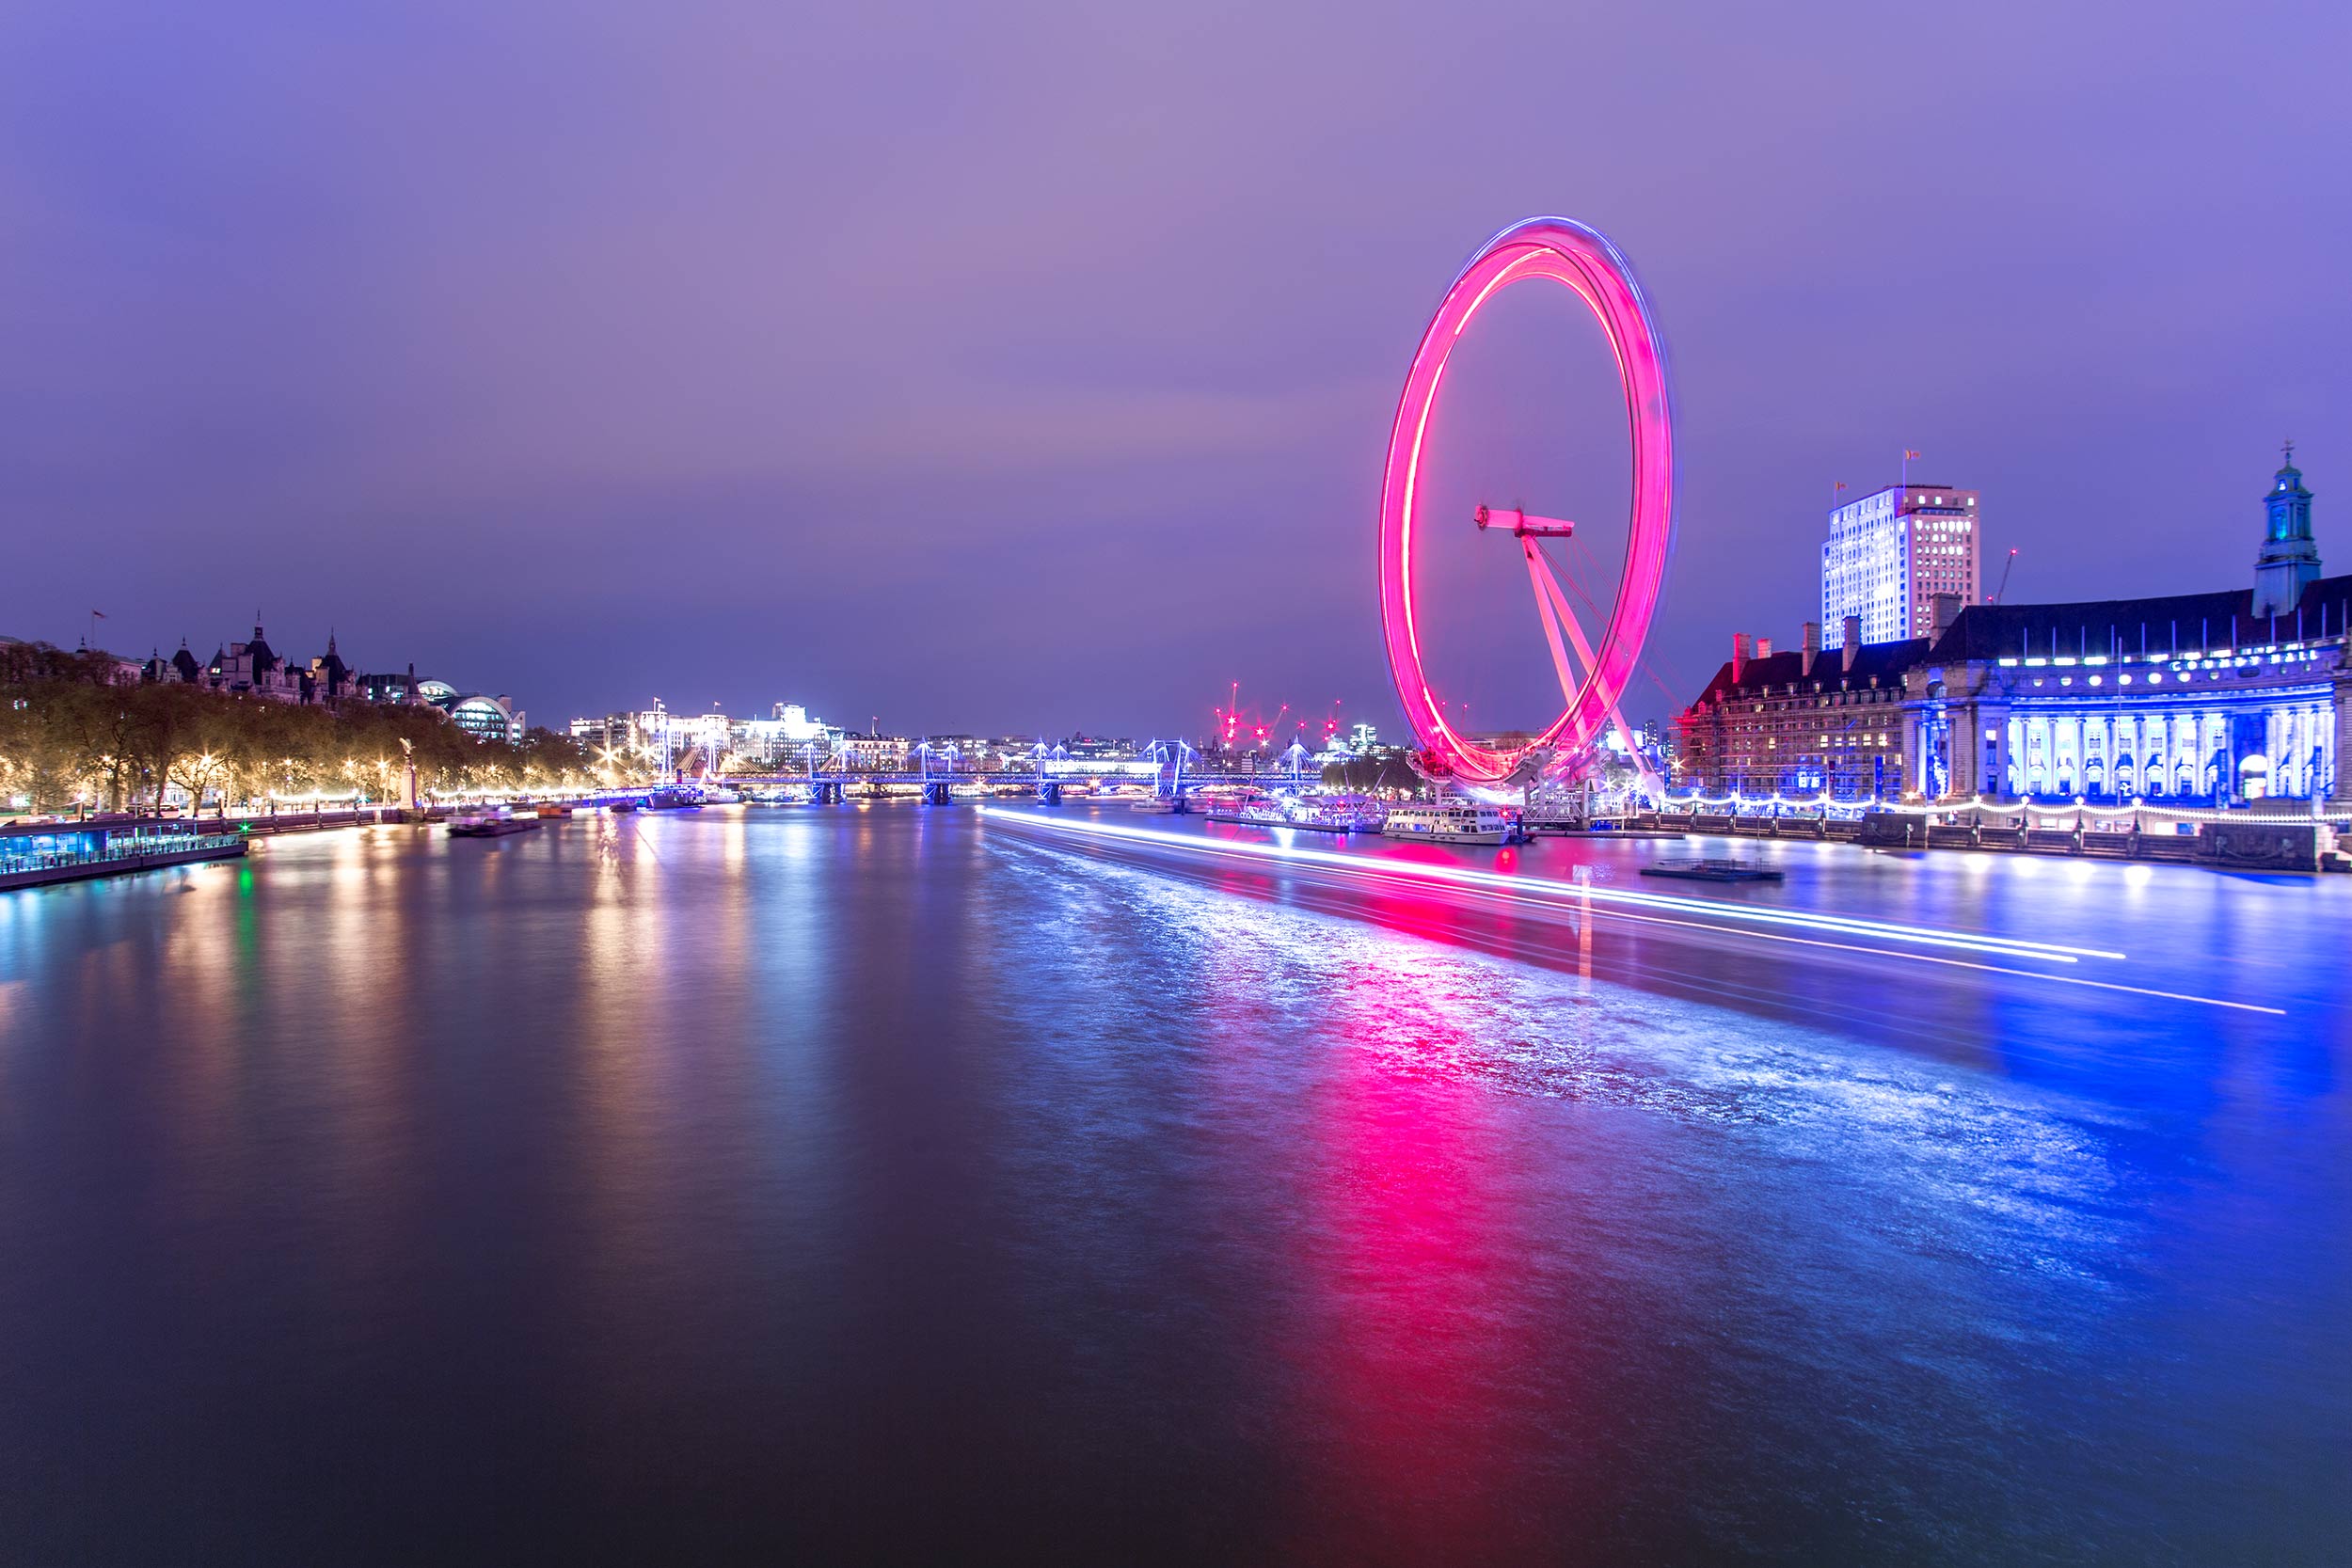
[
  {"left": 810, "top": 780, "right": 845, "bottom": 804},
  {"left": 1038, "top": 780, "right": 1062, "bottom": 805},
  {"left": 922, "top": 780, "right": 951, "bottom": 805}
]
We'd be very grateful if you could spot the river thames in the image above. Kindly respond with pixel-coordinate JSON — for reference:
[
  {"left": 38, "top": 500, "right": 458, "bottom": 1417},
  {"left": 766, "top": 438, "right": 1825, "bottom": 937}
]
[{"left": 2, "top": 804, "right": 2345, "bottom": 1564}]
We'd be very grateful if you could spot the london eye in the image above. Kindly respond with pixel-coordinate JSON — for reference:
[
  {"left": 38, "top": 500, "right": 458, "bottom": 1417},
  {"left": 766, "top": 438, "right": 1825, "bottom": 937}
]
[{"left": 1376, "top": 216, "right": 1676, "bottom": 791}]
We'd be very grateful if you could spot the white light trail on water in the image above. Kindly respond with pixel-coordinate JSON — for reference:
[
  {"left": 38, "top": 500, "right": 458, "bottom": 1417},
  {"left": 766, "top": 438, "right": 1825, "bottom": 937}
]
[
  {"left": 979, "top": 808, "right": 2116, "bottom": 960},
  {"left": 977, "top": 808, "right": 2285, "bottom": 1016}
]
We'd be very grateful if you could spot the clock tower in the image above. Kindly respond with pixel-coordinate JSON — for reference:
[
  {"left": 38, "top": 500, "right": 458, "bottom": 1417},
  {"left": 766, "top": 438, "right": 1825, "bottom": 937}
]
[{"left": 2251, "top": 443, "right": 2319, "bottom": 618}]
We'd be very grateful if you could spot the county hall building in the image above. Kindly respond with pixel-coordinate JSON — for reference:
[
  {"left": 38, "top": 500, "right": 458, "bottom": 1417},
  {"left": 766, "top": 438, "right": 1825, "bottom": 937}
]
[{"left": 1675, "top": 451, "right": 2346, "bottom": 805}]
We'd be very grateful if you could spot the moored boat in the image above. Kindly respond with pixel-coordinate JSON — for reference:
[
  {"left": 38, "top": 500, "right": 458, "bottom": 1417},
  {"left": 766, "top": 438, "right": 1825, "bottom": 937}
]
[
  {"left": 1207, "top": 794, "right": 1389, "bottom": 834},
  {"left": 449, "top": 808, "right": 542, "bottom": 838},
  {"left": 1379, "top": 802, "right": 1520, "bottom": 845}
]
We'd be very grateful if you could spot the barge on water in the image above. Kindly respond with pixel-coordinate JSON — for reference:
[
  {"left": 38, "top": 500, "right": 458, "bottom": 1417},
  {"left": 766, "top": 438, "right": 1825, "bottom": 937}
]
[
  {"left": 1523, "top": 816, "right": 1690, "bottom": 839},
  {"left": 1640, "top": 858, "right": 1784, "bottom": 884},
  {"left": 448, "top": 808, "right": 542, "bottom": 838},
  {"left": 1, "top": 819, "right": 248, "bottom": 892}
]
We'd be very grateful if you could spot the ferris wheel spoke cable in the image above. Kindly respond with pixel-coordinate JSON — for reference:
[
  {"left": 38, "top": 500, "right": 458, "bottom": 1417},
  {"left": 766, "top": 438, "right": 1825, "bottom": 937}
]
[{"left": 1551, "top": 534, "right": 1688, "bottom": 715}]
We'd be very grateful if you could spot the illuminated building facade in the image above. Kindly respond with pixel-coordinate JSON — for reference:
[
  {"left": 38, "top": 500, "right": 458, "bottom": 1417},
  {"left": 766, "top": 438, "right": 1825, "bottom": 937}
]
[
  {"left": 835, "top": 734, "right": 911, "bottom": 769},
  {"left": 1821, "top": 484, "right": 1980, "bottom": 643},
  {"left": 1903, "top": 591, "right": 2342, "bottom": 805},
  {"left": 1673, "top": 616, "right": 1915, "bottom": 799},
  {"left": 1686, "top": 453, "right": 2345, "bottom": 806},
  {"left": 733, "top": 704, "right": 838, "bottom": 767},
  {"left": 449, "top": 693, "right": 524, "bottom": 744},
  {"left": 571, "top": 715, "right": 626, "bottom": 749}
]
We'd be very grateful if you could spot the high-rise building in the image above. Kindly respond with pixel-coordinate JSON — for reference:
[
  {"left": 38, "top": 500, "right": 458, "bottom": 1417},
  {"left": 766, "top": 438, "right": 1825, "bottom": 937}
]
[{"left": 1821, "top": 484, "right": 1981, "bottom": 643}]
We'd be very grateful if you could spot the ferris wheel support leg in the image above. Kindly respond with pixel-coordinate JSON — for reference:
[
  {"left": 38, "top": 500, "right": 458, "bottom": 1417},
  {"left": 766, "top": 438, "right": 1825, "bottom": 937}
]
[
  {"left": 1529, "top": 547, "right": 1666, "bottom": 798},
  {"left": 1524, "top": 544, "right": 1584, "bottom": 715}
]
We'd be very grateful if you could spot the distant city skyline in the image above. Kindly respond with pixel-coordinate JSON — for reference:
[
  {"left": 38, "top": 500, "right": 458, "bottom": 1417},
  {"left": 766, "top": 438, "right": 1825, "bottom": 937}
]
[{"left": 4, "top": 3, "right": 2345, "bottom": 737}]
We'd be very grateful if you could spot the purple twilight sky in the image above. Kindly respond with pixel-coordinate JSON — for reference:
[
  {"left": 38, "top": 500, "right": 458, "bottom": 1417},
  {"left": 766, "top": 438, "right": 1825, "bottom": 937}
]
[{"left": 4, "top": 1, "right": 2348, "bottom": 740}]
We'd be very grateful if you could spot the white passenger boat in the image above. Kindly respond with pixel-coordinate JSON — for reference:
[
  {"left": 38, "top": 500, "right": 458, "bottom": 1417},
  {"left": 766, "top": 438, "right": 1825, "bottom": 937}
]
[
  {"left": 1379, "top": 802, "right": 1519, "bottom": 845},
  {"left": 1288, "top": 794, "right": 1389, "bottom": 833}
]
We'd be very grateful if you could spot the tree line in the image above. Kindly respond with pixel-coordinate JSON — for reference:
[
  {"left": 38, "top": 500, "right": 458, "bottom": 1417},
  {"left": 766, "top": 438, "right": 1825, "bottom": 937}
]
[{"left": 1, "top": 641, "right": 596, "bottom": 814}]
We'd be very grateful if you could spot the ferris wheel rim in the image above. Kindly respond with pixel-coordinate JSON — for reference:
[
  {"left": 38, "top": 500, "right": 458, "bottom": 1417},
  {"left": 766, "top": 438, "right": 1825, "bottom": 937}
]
[{"left": 1375, "top": 216, "right": 1676, "bottom": 787}]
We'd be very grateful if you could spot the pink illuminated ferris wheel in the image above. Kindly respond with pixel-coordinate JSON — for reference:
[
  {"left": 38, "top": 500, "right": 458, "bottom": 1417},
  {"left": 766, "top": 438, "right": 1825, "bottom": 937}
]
[{"left": 1377, "top": 216, "right": 1675, "bottom": 789}]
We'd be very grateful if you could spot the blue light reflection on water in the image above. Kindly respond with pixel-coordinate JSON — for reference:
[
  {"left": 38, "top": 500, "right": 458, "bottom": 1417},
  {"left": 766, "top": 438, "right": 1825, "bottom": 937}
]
[{"left": 0, "top": 804, "right": 2344, "bottom": 1564}]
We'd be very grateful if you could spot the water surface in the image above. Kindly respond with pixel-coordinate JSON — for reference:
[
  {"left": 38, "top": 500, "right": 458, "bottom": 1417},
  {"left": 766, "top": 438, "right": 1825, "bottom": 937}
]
[{"left": 1, "top": 805, "right": 2344, "bottom": 1564}]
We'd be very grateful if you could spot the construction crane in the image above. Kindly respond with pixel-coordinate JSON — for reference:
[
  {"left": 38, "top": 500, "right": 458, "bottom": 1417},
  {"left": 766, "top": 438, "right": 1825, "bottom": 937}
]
[{"left": 1987, "top": 547, "right": 2019, "bottom": 605}]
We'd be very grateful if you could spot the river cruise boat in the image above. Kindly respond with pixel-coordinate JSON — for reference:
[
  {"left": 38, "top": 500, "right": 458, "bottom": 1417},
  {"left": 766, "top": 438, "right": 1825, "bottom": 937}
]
[
  {"left": 1380, "top": 803, "right": 1520, "bottom": 845},
  {"left": 1210, "top": 795, "right": 1389, "bottom": 834}
]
